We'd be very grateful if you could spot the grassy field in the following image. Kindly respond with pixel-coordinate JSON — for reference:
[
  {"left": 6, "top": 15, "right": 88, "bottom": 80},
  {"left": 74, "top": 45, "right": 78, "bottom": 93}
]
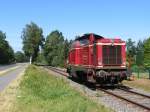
[
  {"left": 12, "top": 65, "right": 110, "bottom": 112},
  {"left": 123, "top": 79, "right": 150, "bottom": 92}
]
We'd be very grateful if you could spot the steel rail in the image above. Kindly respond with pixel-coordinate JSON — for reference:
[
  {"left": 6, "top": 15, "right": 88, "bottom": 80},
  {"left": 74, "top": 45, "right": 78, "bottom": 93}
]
[
  {"left": 118, "top": 87, "right": 150, "bottom": 99},
  {"left": 45, "top": 66, "right": 68, "bottom": 77},
  {"left": 97, "top": 88, "right": 150, "bottom": 111}
]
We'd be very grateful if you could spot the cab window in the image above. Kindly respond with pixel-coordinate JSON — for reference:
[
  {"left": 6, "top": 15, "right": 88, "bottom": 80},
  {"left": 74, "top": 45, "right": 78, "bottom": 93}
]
[{"left": 79, "top": 38, "right": 89, "bottom": 46}]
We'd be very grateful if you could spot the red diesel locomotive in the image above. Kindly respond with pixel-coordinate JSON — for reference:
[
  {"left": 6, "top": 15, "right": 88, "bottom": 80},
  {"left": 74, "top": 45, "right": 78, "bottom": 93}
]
[{"left": 67, "top": 33, "right": 128, "bottom": 85}]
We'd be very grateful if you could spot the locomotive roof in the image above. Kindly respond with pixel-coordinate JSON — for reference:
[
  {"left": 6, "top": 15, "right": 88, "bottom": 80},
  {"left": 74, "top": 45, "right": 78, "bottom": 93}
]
[{"left": 75, "top": 33, "right": 104, "bottom": 40}]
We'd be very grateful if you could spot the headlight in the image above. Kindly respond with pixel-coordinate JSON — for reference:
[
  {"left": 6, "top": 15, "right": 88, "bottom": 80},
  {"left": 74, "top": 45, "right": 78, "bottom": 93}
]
[
  {"left": 98, "top": 60, "right": 102, "bottom": 65},
  {"left": 123, "top": 62, "right": 126, "bottom": 65}
]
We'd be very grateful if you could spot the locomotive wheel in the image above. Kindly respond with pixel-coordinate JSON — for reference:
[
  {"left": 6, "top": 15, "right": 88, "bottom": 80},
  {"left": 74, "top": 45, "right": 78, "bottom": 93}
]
[
  {"left": 70, "top": 69, "right": 77, "bottom": 78},
  {"left": 76, "top": 71, "right": 86, "bottom": 82},
  {"left": 87, "top": 69, "right": 96, "bottom": 83}
]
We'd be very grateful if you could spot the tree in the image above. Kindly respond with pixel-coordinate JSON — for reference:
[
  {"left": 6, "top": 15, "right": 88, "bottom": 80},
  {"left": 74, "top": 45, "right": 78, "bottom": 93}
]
[
  {"left": 0, "top": 31, "right": 15, "bottom": 64},
  {"left": 35, "top": 50, "right": 48, "bottom": 65},
  {"left": 21, "top": 22, "right": 44, "bottom": 64},
  {"left": 136, "top": 40, "right": 144, "bottom": 66},
  {"left": 126, "top": 38, "right": 136, "bottom": 67},
  {"left": 15, "top": 51, "right": 27, "bottom": 62},
  {"left": 64, "top": 39, "right": 70, "bottom": 60},
  {"left": 44, "top": 30, "right": 65, "bottom": 67},
  {"left": 144, "top": 37, "right": 150, "bottom": 68}
]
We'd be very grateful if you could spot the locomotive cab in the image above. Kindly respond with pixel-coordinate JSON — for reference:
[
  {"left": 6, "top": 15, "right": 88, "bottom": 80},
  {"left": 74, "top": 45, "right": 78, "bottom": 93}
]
[{"left": 67, "top": 33, "right": 127, "bottom": 85}]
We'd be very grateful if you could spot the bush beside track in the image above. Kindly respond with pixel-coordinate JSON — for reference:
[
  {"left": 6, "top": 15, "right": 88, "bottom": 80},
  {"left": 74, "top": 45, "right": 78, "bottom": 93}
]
[{"left": 13, "top": 65, "right": 110, "bottom": 112}]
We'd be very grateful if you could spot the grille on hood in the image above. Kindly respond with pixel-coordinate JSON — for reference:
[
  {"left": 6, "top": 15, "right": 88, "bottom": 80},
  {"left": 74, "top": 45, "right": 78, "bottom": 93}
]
[{"left": 102, "top": 45, "right": 122, "bottom": 65}]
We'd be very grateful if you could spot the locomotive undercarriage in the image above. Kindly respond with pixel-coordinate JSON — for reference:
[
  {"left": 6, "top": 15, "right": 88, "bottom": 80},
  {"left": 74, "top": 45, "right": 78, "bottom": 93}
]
[
  {"left": 67, "top": 65, "right": 127, "bottom": 85},
  {"left": 95, "top": 69, "right": 127, "bottom": 85}
]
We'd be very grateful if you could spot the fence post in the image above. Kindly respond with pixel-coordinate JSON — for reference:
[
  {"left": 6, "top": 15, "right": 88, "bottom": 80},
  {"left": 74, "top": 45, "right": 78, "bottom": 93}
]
[{"left": 137, "top": 68, "right": 140, "bottom": 79}]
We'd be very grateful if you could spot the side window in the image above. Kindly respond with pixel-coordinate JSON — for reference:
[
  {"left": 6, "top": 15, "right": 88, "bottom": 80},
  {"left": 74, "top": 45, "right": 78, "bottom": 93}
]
[{"left": 79, "top": 38, "right": 89, "bottom": 46}]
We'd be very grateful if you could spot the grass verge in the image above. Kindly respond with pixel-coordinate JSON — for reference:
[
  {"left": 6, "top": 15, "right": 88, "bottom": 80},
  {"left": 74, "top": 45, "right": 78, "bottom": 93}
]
[
  {"left": 13, "top": 65, "right": 110, "bottom": 112},
  {"left": 123, "top": 79, "right": 150, "bottom": 92}
]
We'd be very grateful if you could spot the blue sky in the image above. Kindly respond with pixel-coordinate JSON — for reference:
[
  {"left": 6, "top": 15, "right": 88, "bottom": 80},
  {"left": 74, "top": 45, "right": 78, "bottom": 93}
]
[{"left": 0, "top": 0, "right": 150, "bottom": 51}]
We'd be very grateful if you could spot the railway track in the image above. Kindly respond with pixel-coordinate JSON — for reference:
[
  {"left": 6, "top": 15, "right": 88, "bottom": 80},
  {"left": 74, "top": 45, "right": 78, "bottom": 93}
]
[
  {"left": 45, "top": 66, "right": 150, "bottom": 111},
  {"left": 97, "top": 88, "right": 150, "bottom": 111},
  {"left": 45, "top": 66, "right": 68, "bottom": 77}
]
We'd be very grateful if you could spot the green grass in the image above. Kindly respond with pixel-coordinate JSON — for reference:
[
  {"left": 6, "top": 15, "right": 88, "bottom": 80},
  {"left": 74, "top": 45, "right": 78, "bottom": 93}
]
[{"left": 13, "top": 65, "right": 111, "bottom": 112}]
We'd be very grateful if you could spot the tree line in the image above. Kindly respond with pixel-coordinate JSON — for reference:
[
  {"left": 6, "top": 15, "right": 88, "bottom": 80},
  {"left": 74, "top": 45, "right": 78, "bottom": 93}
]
[
  {"left": 21, "top": 22, "right": 71, "bottom": 67},
  {"left": 0, "top": 31, "right": 15, "bottom": 64},
  {"left": 0, "top": 31, "right": 28, "bottom": 64},
  {"left": 0, "top": 22, "right": 150, "bottom": 70},
  {"left": 126, "top": 38, "right": 150, "bottom": 70}
]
